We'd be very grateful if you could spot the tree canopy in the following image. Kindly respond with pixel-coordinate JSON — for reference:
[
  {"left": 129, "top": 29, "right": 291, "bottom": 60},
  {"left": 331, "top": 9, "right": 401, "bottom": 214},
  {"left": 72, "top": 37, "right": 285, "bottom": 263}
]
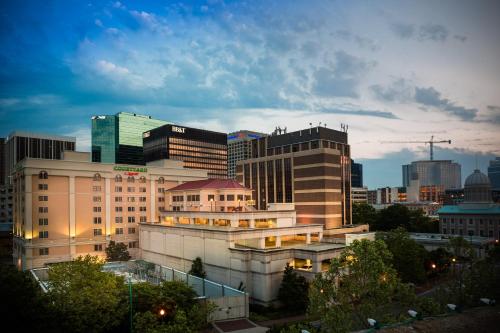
[
  {"left": 278, "top": 263, "right": 309, "bottom": 312},
  {"left": 106, "top": 241, "right": 131, "bottom": 261},
  {"left": 188, "top": 257, "right": 206, "bottom": 278}
]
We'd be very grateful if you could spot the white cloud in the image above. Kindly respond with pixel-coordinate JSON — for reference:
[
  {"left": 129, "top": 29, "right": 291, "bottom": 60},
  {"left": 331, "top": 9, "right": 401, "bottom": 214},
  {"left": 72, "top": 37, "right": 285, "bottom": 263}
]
[{"left": 96, "top": 60, "right": 130, "bottom": 76}]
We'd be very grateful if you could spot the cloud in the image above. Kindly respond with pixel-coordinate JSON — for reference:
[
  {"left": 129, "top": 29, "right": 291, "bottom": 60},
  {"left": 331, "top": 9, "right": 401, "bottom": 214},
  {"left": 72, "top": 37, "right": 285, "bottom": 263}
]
[
  {"left": 486, "top": 105, "right": 500, "bottom": 124},
  {"left": 96, "top": 60, "right": 130, "bottom": 76},
  {"left": 454, "top": 35, "right": 467, "bottom": 42},
  {"left": 391, "top": 22, "right": 450, "bottom": 42},
  {"left": 370, "top": 78, "right": 414, "bottom": 102},
  {"left": 414, "top": 86, "right": 477, "bottom": 120},
  {"left": 318, "top": 108, "right": 399, "bottom": 119}
]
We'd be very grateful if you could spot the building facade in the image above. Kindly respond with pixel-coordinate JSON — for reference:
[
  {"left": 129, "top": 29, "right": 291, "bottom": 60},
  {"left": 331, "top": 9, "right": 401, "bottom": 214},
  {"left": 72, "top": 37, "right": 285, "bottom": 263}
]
[
  {"left": 351, "top": 160, "right": 363, "bottom": 188},
  {"left": 12, "top": 151, "right": 208, "bottom": 270},
  {"left": 143, "top": 124, "right": 228, "bottom": 179},
  {"left": 402, "top": 160, "right": 461, "bottom": 190},
  {"left": 236, "top": 126, "right": 351, "bottom": 230},
  {"left": 351, "top": 187, "right": 368, "bottom": 204},
  {"left": 91, "top": 112, "right": 168, "bottom": 165},
  {"left": 439, "top": 169, "right": 500, "bottom": 239},
  {"left": 227, "top": 131, "right": 267, "bottom": 180},
  {"left": 488, "top": 157, "right": 500, "bottom": 190},
  {"left": 369, "top": 187, "right": 406, "bottom": 205}
]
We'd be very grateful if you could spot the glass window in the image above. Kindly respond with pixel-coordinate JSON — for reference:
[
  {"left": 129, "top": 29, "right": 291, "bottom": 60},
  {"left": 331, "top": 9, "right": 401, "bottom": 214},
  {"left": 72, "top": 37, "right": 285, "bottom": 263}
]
[
  {"left": 39, "top": 171, "right": 48, "bottom": 179},
  {"left": 93, "top": 173, "right": 101, "bottom": 181},
  {"left": 115, "top": 175, "right": 122, "bottom": 182}
]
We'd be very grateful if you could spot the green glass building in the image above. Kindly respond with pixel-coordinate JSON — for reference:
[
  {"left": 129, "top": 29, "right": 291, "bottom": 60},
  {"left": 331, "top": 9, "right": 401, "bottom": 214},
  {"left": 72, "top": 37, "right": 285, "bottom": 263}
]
[{"left": 91, "top": 112, "right": 168, "bottom": 165}]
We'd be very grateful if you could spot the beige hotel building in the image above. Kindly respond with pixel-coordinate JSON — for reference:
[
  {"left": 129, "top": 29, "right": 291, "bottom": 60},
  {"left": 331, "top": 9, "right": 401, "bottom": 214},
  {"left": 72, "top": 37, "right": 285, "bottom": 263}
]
[{"left": 12, "top": 151, "right": 207, "bottom": 270}]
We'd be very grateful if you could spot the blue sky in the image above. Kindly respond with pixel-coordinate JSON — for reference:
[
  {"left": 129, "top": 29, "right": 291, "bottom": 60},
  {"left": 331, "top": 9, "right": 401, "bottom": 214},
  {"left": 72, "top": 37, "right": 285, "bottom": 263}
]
[{"left": 1, "top": 0, "right": 499, "bottom": 188}]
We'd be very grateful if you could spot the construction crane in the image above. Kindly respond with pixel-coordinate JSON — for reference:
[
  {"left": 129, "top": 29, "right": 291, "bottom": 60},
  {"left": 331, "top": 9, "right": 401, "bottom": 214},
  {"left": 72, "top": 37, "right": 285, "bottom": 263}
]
[{"left": 382, "top": 136, "right": 451, "bottom": 161}]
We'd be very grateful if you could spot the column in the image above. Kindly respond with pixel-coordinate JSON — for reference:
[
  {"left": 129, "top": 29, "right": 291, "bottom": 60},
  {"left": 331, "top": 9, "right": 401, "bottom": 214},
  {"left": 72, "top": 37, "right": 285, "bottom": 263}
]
[
  {"left": 318, "top": 231, "right": 323, "bottom": 242},
  {"left": 189, "top": 218, "right": 194, "bottom": 225},
  {"left": 209, "top": 218, "right": 213, "bottom": 226},
  {"left": 69, "top": 176, "right": 76, "bottom": 256},
  {"left": 259, "top": 237, "right": 266, "bottom": 249},
  {"left": 276, "top": 236, "right": 281, "bottom": 248},
  {"left": 306, "top": 233, "right": 311, "bottom": 244},
  {"left": 24, "top": 175, "right": 33, "bottom": 240},
  {"left": 250, "top": 219, "right": 255, "bottom": 228},
  {"left": 230, "top": 217, "right": 238, "bottom": 228},
  {"left": 105, "top": 177, "right": 111, "bottom": 238},
  {"left": 150, "top": 179, "right": 156, "bottom": 222},
  {"left": 313, "top": 260, "right": 322, "bottom": 273}
]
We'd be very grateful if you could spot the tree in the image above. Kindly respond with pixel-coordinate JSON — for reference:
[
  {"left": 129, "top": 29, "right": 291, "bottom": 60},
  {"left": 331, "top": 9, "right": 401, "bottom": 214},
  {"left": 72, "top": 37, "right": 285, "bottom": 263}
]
[
  {"left": 278, "top": 263, "right": 309, "bottom": 312},
  {"left": 46, "top": 255, "right": 127, "bottom": 333},
  {"left": 408, "top": 209, "right": 438, "bottom": 233},
  {"left": 106, "top": 240, "right": 131, "bottom": 261},
  {"left": 377, "top": 228, "right": 428, "bottom": 284},
  {"left": 372, "top": 204, "right": 412, "bottom": 231},
  {"left": 352, "top": 202, "right": 378, "bottom": 226},
  {"left": 308, "top": 239, "right": 415, "bottom": 332},
  {"left": 188, "top": 257, "right": 206, "bottom": 278}
]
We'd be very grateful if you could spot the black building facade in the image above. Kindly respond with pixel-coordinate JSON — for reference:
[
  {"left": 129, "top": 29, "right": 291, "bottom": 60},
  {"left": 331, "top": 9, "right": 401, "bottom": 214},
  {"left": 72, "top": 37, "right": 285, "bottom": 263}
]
[
  {"left": 351, "top": 160, "right": 363, "bottom": 188},
  {"left": 143, "top": 124, "right": 228, "bottom": 179}
]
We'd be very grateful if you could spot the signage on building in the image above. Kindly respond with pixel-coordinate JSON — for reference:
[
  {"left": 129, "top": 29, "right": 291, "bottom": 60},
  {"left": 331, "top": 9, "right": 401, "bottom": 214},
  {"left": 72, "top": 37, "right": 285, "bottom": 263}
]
[
  {"left": 172, "top": 126, "right": 186, "bottom": 134},
  {"left": 113, "top": 166, "right": 147, "bottom": 172}
]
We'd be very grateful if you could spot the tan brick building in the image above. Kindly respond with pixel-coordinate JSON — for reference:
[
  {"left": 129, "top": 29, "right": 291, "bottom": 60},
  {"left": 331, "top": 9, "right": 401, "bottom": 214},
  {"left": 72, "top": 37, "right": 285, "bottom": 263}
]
[{"left": 12, "top": 151, "right": 207, "bottom": 270}]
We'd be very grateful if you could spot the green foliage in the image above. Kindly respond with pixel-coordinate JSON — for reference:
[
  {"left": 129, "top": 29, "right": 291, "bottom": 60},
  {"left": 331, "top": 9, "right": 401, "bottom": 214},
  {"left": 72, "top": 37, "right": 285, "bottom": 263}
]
[
  {"left": 352, "top": 202, "right": 377, "bottom": 226},
  {"left": 366, "top": 204, "right": 438, "bottom": 233},
  {"left": 278, "top": 263, "right": 309, "bottom": 312},
  {"left": 426, "top": 248, "right": 452, "bottom": 274},
  {"left": 188, "top": 257, "right": 206, "bottom": 278},
  {"left": 134, "top": 310, "right": 193, "bottom": 333},
  {"left": 106, "top": 240, "right": 131, "bottom": 261},
  {"left": 308, "top": 239, "right": 416, "bottom": 333},
  {"left": 46, "top": 255, "right": 127, "bottom": 333}
]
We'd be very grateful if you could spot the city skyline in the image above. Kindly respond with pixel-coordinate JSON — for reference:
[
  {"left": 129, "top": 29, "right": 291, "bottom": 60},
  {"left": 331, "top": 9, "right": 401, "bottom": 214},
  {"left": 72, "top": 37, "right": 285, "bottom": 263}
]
[{"left": 1, "top": 0, "right": 499, "bottom": 188}]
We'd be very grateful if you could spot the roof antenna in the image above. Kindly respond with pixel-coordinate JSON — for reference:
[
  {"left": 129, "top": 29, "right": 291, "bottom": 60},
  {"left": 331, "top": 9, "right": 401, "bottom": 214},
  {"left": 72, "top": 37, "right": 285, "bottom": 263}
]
[{"left": 475, "top": 154, "right": 478, "bottom": 171}]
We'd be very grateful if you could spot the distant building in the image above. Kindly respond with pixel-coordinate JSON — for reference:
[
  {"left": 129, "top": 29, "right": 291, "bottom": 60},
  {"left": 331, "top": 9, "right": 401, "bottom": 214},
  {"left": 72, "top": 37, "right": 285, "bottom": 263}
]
[
  {"left": 143, "top": 124, "right": 228, "bottom": 179},
  {"left": 442, "top": 189, "right": 464, "bottom": 205},
  {"left": 0, "top": 138, "right": 5, "bottom": 185},
  {"left": 369, "top": 187, "right": 406, "bottom": 205},
  {"left": 352, "top": 187, "right": 368, "bottom": 204},
  {"left": 438, "top": 169, "right": 500, "bottom": 239},
  {"left": 402, "top": 160, "right": 461, "bottom": 190},
  {"left": 488, "top": 157, "right": 500, "bottom": 190},
  {"left": 410, "top": 233, "right": 495, "bottom": 259},
  {"left": 351, "top": 160, "right": 363, "bottom": 188},
  {"left": 91, "top": 112, "right": 168, "bottom": 165},
  {"left": 227, "top": 131, "right": 267, "bottom": 179},
  {"left": 367, "top": 190, "right": 377, "bottom": 205}
]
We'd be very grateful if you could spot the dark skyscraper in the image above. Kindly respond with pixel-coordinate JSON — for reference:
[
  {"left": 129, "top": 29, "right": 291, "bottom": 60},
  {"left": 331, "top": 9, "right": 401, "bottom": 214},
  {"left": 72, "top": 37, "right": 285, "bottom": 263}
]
[
  {"left": 0, "top": 138, "right": 5, "bottom": 185},
  {"left": 488, "top": 157, "right": 500, "bottom": 190},
  {"left": 351, "top": 160, "right": 363, "bottom": 188}
]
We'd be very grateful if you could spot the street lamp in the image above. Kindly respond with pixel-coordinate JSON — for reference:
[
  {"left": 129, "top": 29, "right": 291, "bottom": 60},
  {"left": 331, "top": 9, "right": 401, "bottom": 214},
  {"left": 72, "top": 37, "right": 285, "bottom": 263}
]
[
  {"left": 237, "top": 199, "right": 241, "bottom": 211},
  {"left": 159, "top": 308, "right": 166, "bottom": 316}
]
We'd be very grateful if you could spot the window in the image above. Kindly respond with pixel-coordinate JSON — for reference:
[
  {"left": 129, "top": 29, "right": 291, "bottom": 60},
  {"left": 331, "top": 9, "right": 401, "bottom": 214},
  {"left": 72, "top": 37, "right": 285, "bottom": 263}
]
[
  {"left": 115, "top": 197, "right": 122, "bottom": 202},
  {"left": 468, "top": 230, "right": 474, "bottom": 236},
  {"left": 129, "top": 241, "right": 138, "bottom": 248},
  {"left": 158, "top": 177, "right": 165, "bottom": 184},
  {"left": 38, "top": 195, "right": 48, "bottom": 201},
  {"left": 115, "top": 206, "right": 123, "bottom": 212},
  {"left": 139, "top": 176, "right": 146, "bottom": 183},
  {"left": 128, "top": 227, "right": 136, "bottom": 234},
  {"left": 237, "top": 194, "right": 244, "bottom": 201},
  {"left": 208, "top": 194, "right": 215, "bottom": 201},
  {"left": 128, "top": 216, "right": 135, "bottom": 223},
  {"left": 139, "top": 187, "right": 146, "bottom": 193},
  {"left": 93, "top": 217, "right": 102, "bottom": 224},
  {"left": 94, "top": 244, "right": 103, "bottom": 251},
  {"left": 443, "top": 228, "right": 447, "bottom": 234},
  {"left": 128, "top": 207, "right": 135, "bottom": 212},
  {"left": 158, "top": 188, "right": 165, "bottom": 193},
  {"left": 93, "top": 173, "right": 101, "bottom": 181},
  {"left": 219, "top": 195, "right": 225, "bottom": 201},
  {"left": 39, "top": 171, "right": 48, "bottom": 179},
  {"left": 38, "top": 184, "right": 48, "bottom": 190},
  {"left": 39, "top": 231, "right": 49, "bottom": 239},
  {"left": 93, "top": 196, "right": 101, "bottom": 202},
  {"left": 127, "top": 187, "right": 135, "bottom": 192},
  {"left": 127, "top": 197, "right": 135, "bottom": 202},
  {"left": 140, "top": 216, "right": 147, "bottom": 222},
  {"left": 116, "top": 228, "right": 123, "bottom": 235},
  {"left": 115, "top": 217, "right": 123, "bottom": 223},
  {"left": 173, "top": 195, "right": 183, "bottom": 202},
  {"left": 115, "top": 175, "right": 122, "bottom": 183},
  {"left": 127, "top": 176, "right": 135, "bottom": 183},
  {"left": 139, "top": 197, "right": 147, "bottom": 202},
  {"left": 227, "top": 194, "right": 235, "bottom": 201},
  {"left": 93, "top": 229, "right": 102, "bottom": 236},
  {"left": 115, "top": 186, "right": 122, "bottom": 192},
  {"left": 38, "top": 218, "right": 48, "bottom": 226},
  {"left": 93, "top": 207, "right": 102, "bottom": 212},
  {"left": 489, "top": 230, "right": 493, "bottom": 237},
  {"left": 158, "top": 197, "right": 165, "bottom": 202},
  {"left": 92, "top": 186, "right": 101, "bottom": 192},
  {"left": 139, "top": 206, "right": 147, "bottom": 212},
  {"left": 39, "top": 248, "right": 49, "bottom": 255},
  {"left": 38, "top": 207, "right": 48, "bottom": 213}
]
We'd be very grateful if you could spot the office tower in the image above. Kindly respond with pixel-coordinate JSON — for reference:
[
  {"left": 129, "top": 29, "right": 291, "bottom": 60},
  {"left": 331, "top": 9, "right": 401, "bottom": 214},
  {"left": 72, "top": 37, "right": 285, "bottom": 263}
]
[
  {"left": 351, "top": 160, "right": 363, "bottom": 188},
  {"left": 488, "top": 157, "right": 500, "bottom": 190},
  {"left": 236, "top": 126, "right": 351, "bottom": 229},
  {"left": 91, "top": 112, "right": 168, "bottom": 165},
  {"left": 12, "top": 151, "right": 207, "bottom": 270},
  {"left": 402, "top": 160, "right": 461, "bottom": 189},
  {"left": 0, "top": 138, "right": 5, "bottom": 185},
  {"left": 227, "top": 130, "right": 267, "bottom": 179},
  {"left": 352, "top": 187, "right": 368, "bottom": 204},
  {"left": 143, "top": 124, "right": 228, "bottom": 179}
]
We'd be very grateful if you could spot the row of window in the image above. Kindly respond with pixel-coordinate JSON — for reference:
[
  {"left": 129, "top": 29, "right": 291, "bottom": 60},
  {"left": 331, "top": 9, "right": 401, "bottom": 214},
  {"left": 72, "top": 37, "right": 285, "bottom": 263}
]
[
  {"left": 442, "top": 229, "right": 499, "bottom": 238},
  {"left": 93, "top": 227, "right": 136, "bottom": 235},
  {"left": 115, "top": 206, "right": 147, "bottom": 212},
  {"left": 114, "top": 197, "right": 148, "bottom": 202},
  {"left": 441, "top": 218, "right": 498, "bottom": 225},
  {"left": 39, "top": 242, "right": 137, "bottom": 256}
]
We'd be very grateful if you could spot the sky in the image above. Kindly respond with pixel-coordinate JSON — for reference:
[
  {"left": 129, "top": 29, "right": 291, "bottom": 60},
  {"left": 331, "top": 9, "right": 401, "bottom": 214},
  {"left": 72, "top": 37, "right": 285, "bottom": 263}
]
[{"left": 0, "top": 0, "right": 499, "bottom": 188}]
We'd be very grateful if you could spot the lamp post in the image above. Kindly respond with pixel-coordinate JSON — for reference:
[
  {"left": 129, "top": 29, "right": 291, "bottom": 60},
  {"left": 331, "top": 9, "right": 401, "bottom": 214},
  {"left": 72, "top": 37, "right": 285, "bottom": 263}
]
[
  {"left": 127, "top": 273, "right": 133, "bottom": 333},
  {"left": 238, "top": 199, "right": 241, "bottom": 211}
]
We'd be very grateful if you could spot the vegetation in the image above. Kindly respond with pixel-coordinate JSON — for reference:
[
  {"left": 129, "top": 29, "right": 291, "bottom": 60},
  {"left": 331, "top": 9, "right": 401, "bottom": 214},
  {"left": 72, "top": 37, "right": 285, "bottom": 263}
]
[
  {"left": 377, "top": 228, "right": 428, "bottom": 284},
  {"left": 351, "top": 202, "right": 377, "bottom": 226},
  {"left": 308, "top": 239, "right": 415, "bottom": 332},
  {"left": 278, "top": 263, "right": 309, "bottom": 313},
  {"left": 188, "top": 256, "right": 206, "bottom": 278},
  {"left": 105, "top": 241, "right": 131, "bottom": 261}
]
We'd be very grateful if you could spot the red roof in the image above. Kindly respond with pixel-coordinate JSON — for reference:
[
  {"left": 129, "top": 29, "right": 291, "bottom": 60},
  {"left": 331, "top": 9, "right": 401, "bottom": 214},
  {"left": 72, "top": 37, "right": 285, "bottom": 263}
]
[{"left": 169, "top": 179, "right": 246, "bottom": 191}]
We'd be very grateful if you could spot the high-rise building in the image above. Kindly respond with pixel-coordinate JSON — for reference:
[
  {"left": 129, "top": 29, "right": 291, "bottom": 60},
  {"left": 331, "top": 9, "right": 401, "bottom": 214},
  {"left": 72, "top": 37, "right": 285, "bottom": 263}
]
[
  {"left": 0, "top": 138, "right": 5, "bottom": 185},
  {"left": 236, "top": 126, "right": 352, "bottom": 229},
  {"left": 352, "top": 187, "right": 368, "bottom": 204},
  {"left": 143, "top": 124, "right": 228, "bottom": 179},
  {"left": 91, "top": 112, "right": 168, "bottom": 165},
  {"left": 12, "top": 151, "right": 207, "bottom": 270},
  {"left": 402, "top": 160, "right": 461, "bottom": 189},
  {"left": 227, "top": 130, "right": 267, "bottom": 179},
  {"left": 488, "top": 157, "right": 500, "bottom": 190},
  {"left": 351, "top": 160, "right": 363, "bottom": 188}
]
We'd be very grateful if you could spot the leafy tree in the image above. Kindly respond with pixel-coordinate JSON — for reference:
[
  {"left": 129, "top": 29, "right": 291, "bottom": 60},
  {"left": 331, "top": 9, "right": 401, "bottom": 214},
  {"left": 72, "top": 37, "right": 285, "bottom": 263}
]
[
  {"left": 371, "top": 204, "right": 411, "bottom": 231},
  {"left": 352, "top": 202, "right": 378, "bottom": 226},
  {"left": 46, "top": 255, "right": 127, "bottom": 333},
  {"left": 106, "top": 240, "right": 131, "bottom": 261},
  {"left": 426, "top": 248, "right": 452, "bottom": 275},
  {"left": 308, "top": 239, "right": 415, "bottom": 332},
  {"left": 278, "top": 263, "right": 309, "bottom": 312},
  {"left": 188, "top": 257, "right": 206, "bottom": 278},
  {"left": 408, "top": 209, "right": 438, "bottom": 233},
  {"left": 377, "top": 228, "right": 428, "bottom": 284}
]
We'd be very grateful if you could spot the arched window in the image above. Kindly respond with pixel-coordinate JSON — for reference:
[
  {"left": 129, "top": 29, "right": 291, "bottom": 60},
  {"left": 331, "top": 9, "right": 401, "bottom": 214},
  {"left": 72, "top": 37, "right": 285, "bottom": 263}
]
[
  {"left": 139, "top": 176, "right": 146, "bottom": 183},
  {"left": 39, "top": 171, "right": 48, "bottom": 179},
  {"left": 115, "top": 175, "right": 122, "bottom": 183},
  {"left": 127, "top": 176, "right": 135, "bottom": 183},
  {"left": 158, "top": 177, "right": 165, "bottom": 184},
  {"left": 93, "top": 173, "right": 101, "bottom": 181}
]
